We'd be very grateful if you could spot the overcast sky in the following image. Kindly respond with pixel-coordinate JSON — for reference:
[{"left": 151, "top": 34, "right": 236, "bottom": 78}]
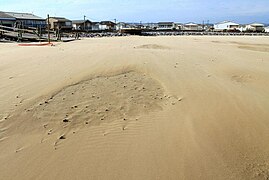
[{"left": 1, "top": 0, "right": 269, "bottom": 23}]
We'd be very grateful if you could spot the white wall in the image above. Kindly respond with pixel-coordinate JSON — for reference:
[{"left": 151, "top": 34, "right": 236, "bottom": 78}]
[{"left": 214, "top": 22, "right": 239, "bottom": 31}]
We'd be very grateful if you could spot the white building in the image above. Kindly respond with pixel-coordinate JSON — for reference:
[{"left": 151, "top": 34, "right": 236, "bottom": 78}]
[
  {"left": 265, "top": 27, "right": 269, "bottom": 33},
  {"left": 99, "top": 21, "right": 116, "bottom": 31},
  {"left": 91, "top": 22, "right": 100, "bottom": 31},
  {"left": 214, "top": 21, "right": 240, "bottom": 31},
  {"left": 245, "top": 23, "right": 264, "bottom": 32},
  {"left": 72, "top": 20, "right": 92, "bottom": 31},
  {"left": 157, "top": 22, "right": 176, "bottom": 30},
  {"left": 183, "top": 23, "right": 202, "bottom": 31},
  {"left": 116, "top": 22, "right": 133, "bottom": 31},
  {"left": 141, "top": 23, "right": 157, "bottom": 30}
]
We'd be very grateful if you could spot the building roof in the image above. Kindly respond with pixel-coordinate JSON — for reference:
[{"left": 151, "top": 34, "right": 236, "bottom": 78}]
[
  {"left": 185, "top": 22, "right": 198, "bottom": 26},
  {"left": 4, "top": 12, "right": 45, "bottom": 20},
  {"left": 117, "top": 22, "right": 128, "bottom": 25},
  {"left": 249, "top": 23, "right": 264, "bottom": 27},
  {"left": 49, "top": 17, "right": 72, "bottom": 22},
  {"left": 158, "top": 22, "right": 174, "bottom": 25},
  {"left": 100, "top": 21, "right": 115, "bottom": 25},
  {"left": 91, "top": 22, "right": 100, "bottom": 25},
  {"left": 72, "top": 20, "right": 91, "bottom": 24},
  {"left": 0, "top": 11, "right": 16, "bottom": 20},
  {"left": 216, "top": 21, "right": 239, "bottom": 26}
]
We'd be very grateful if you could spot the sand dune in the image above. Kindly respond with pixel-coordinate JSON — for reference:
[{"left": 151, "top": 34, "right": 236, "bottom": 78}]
[{"left": 0, "top": 36, "right": 269, "bottom": 179}]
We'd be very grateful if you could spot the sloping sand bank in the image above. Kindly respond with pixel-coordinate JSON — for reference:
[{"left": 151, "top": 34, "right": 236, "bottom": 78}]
[{"left": 1, "top": 36, "right": 269, "bottom": 179}]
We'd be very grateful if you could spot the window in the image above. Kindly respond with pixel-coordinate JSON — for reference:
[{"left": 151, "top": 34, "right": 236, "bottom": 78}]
[{"left": 66, "top": 22, "right": 71, "bottom": 26}]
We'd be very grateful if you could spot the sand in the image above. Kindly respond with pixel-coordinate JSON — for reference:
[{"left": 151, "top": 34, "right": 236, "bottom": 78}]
[{"left": 0, "top": 36, "right": 269, "bottom": 179}]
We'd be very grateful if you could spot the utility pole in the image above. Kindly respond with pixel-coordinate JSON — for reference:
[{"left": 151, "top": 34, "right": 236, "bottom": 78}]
[
  {"left": 47, "top": 14, "right": 50, "bottom": 43},
  {"left": 114, "top": 19, "right": 117, "bottom": 31},
  {"left": 84, "top": 15, "right": 86, "bottom": 31}
]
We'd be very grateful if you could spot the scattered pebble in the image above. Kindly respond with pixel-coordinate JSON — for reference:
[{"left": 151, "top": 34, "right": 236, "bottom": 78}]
[{"left": 59, "top": 135, "right": 66, "bottom": 140}]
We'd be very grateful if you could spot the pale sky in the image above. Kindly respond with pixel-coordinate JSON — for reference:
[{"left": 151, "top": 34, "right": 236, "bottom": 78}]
[{"left": 0, "top": 0, "right": 269, "bottom": 23}]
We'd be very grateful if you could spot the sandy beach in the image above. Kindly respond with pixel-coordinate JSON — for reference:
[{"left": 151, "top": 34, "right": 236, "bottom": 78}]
[{"left": 0, "top": 36, "right": 269, "bottom": 179}]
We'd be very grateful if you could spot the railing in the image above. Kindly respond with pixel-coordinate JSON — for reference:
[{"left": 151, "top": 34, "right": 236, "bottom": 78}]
[{"left": 0, "top": 25, "right": 45, "bottom": 41}]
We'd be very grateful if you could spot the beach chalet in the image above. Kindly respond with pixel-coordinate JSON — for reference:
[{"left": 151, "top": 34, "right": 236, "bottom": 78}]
[
  {"left": 245, "top": 23, "right": 265, "bottom": 32},
  {"left": 116, "top": 22, "right": 133, "bottom": 31},
  {"left": 72, "top": 20, "right": 92, "bottom": 31},
  {"left": 205, "top": 24, "right": 214, "bottom": 31},
  {"left": 174, "top": 23, "right": 184, "bottom": 31},
  {"left": 214, "top": 21, "right": 240, "bottom": 31},
  {"left": 0, "top": 11, "right": 16, "bottom": 27},
  {"left": 91, "top": 22, "right": 100, "bottom": 31},
  {"left": 48, "top": 17, "right": 72, "bottom": 31},
  {"left": 99, "top": 21, "right": 116, "bottom": 31},
  {"left": 184, "top": 23, "right": 201, "bottom": 31},
  {"left": 144, "top": 23, "right": 158, "bottom": 30},
  {"left": 157, "top": 22, "right": 176, "bottom": 30},
  {"left": 0, "top": 11, "right": 46, "bottom": 29}
]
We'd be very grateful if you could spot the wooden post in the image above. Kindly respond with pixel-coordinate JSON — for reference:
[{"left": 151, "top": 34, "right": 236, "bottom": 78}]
[{"left": 47, "top": 14, "right": 50, "bottom": 43}]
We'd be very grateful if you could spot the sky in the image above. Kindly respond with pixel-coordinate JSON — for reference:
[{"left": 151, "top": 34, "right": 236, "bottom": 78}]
[{"left": 0, "top": 0, "right": 269, "bottom": 24}]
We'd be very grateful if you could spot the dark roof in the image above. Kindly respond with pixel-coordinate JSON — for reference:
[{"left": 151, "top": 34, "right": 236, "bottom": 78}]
[
  {"left": 0, "top": 11, "right": 16, "bottom": 20},
  {"left": 100, "top": 21, "right": 115, "bottom": 25},
  {"left": 72, "top": 20, "right": 91, "bottom": 24},
  {"left": 50, "top": 17, "right": 72, "bottom": 22},
  {"left": 91, "top": 22, "right": 100, "bottom": 25},
  {"left": 4, "top": 12, "right": 45, "bottom": 20}
]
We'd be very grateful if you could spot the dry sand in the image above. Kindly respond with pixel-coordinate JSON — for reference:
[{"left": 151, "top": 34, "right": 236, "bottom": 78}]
[{"left": 0, "top": 36, "right": 269, "bottom": 179}]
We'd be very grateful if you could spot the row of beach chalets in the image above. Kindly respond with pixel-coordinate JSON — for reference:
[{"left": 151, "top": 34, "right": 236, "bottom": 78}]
[{"left": 1, "top": 11, "right": 269, "bottom": 42}]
